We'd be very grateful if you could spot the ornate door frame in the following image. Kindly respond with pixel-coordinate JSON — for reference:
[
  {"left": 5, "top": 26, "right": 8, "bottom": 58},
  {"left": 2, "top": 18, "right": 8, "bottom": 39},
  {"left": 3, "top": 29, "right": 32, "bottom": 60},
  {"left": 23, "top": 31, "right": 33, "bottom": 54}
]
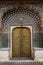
[{"left": 10, "top": 26, "right": 33, "bottom": 59}]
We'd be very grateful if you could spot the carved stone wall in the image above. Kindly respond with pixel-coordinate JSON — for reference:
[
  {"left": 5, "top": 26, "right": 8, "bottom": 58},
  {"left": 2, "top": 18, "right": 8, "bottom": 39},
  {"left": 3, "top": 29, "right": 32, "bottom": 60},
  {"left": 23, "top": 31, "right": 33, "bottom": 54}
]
[{"left": 0, "top": 3, "right": 43, "bottom": 48}]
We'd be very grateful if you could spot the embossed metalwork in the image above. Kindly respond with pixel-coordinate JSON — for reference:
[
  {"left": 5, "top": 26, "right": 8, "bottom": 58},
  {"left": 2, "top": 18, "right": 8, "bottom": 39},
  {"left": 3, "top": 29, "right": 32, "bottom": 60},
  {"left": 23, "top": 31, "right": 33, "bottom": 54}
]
[{"left": 12, "top": 27, "right": 31, "bottom": 57}]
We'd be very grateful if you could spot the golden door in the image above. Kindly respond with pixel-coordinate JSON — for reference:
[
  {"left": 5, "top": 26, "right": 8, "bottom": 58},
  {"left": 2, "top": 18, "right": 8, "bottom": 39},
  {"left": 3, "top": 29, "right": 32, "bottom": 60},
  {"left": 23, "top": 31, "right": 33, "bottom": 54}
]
[{"left": 12, "top": 27, "right": 31, "bottom": 57}]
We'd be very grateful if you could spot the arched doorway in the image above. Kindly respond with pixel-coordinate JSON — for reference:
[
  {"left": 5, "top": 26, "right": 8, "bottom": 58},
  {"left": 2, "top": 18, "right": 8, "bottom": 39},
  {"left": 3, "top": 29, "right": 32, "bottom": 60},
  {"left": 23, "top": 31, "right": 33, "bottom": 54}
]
[{"left": 12, "top": 27, "right": 31, "bottom": 57}]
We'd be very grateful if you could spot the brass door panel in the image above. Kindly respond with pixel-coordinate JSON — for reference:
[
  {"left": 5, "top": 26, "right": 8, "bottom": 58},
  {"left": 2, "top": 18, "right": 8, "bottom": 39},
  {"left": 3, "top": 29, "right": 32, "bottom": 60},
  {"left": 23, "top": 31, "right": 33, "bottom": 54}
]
[
  {"left": 12, "top": 28, "right": 20, "bottom": 57},
  {"left": 12, "top": 27, "right": 31, "bottom": 57},
  {"left": 22, "top": 28, "right": 31, "bottom": 57}
]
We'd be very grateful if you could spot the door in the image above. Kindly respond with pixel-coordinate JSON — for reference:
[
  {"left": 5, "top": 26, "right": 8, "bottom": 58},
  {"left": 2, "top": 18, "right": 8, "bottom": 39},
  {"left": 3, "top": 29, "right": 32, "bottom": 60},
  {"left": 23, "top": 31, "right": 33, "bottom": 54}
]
[{"left": 12, "top": 27, "right": 31, "bottom": 57}]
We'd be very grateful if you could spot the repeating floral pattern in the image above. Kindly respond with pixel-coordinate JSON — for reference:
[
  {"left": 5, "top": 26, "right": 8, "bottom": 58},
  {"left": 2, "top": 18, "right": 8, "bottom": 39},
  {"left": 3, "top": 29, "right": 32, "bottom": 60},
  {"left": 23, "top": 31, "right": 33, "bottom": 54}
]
[{"left": 0, "top": 4, "right": 43, "bottom": 48}]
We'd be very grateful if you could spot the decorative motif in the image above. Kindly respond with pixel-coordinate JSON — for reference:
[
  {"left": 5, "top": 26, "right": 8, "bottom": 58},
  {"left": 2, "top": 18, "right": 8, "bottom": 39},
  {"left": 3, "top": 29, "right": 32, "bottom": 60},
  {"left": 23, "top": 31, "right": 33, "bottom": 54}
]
[
  {"left": 2, "top": 7, "right": 41, "bottom": 32},
  {"left": 1, "top": 6, "right": 42, "bottom": 48},
  {"left": 19, "top": 18, "right": 23, "bottom": 26}
]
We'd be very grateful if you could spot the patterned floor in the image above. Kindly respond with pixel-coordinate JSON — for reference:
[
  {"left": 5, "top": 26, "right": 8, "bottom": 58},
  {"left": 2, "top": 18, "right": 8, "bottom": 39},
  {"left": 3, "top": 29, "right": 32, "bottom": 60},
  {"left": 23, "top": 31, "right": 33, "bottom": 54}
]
[{"left": 0, "top": 62, "right": 43, "bottom": 65}]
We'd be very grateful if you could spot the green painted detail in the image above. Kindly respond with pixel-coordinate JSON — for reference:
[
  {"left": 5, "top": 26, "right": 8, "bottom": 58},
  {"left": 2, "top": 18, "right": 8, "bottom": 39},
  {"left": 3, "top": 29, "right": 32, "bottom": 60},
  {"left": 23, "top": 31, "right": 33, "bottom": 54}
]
[{"left": 0, "top": 33, "right": 8, "bottom": 48}]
